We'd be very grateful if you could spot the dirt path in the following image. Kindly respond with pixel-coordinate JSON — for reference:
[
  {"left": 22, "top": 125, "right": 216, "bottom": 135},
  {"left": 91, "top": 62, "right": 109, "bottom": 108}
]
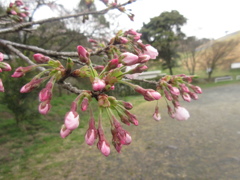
[{"left": 24, "top": 83, "right": 240, "bottom": 180}]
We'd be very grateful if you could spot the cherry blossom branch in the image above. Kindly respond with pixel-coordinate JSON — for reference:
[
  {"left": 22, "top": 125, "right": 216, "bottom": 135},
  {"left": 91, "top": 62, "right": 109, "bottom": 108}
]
[{"left": 0, "top": 0, "right": 137, "bottom": 34}]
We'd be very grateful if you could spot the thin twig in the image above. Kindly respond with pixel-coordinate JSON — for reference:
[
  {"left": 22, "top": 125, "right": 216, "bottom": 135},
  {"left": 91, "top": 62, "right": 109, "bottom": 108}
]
[{"left": 0, "top": 0, "right": 136, "bottom": 34}]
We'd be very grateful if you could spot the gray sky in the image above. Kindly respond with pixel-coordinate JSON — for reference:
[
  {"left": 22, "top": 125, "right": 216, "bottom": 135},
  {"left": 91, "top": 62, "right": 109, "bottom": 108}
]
[{"left": 34, "top": 0, "right": 240, "bottom": 40}]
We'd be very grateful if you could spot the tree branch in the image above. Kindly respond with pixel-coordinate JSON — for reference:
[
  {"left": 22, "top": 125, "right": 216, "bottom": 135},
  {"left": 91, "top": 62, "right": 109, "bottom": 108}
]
[{"left": 0, "top": 0, "right": 136, "bottom": 34}]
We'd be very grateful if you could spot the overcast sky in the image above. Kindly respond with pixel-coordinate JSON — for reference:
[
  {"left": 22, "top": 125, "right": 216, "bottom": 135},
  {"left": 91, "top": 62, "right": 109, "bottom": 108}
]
[{"left": 34, "top": 0, "right": 240, "bottom": 40}]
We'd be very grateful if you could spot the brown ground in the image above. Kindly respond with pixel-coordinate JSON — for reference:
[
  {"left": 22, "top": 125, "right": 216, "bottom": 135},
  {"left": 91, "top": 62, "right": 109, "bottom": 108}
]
[{"left": 16, "top": 83, "right": 240, "bottom": 180}]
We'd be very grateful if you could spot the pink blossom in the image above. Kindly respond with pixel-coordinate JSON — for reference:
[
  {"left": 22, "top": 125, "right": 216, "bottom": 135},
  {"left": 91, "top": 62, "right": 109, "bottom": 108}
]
[
  {"left": 174, "top": 106, "right": 190, "bottom": 121},
  {"left": 92, "top": 77, "right": 106, "bottom": 91},
  {"left": 0, "top": 79, "right": 4, "bottom": 92},
  {"left": 81, "top": 97, "right": 89, "bottom": 111},
  {"left": 33, "top": 53, "right": 50, "bottom": 63},
  {"left": 106, "top": 58, "right": 119, "bottom": 70},
  {"left": 0, "top": 53, "right": 4, "bottom": 61},
  {"left": 144, "top": 45, "right": 158, "bottom": 59},
  {"left": 64, "top": 111, "right": 79, "bottom": 130},
  {"left": 60, "top": 125, "right": 72, "bottom": 138},
  {"left": 180, "top": 84, "right": 189, "bottom": 93},
  {"left": 120, "top": 52, "right": 139, "bottom": 66},
  {"left": 38, "top": 101, "right": 51, "bottom": 115}
]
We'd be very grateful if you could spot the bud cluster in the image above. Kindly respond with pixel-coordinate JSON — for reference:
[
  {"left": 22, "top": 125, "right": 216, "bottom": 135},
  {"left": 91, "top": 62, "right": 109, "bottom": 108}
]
[
  {"left": 6, "top": 0, "right": 29, "bottom": 22},
  {"left": 157, "top": 74, "right": 202, "bottom": 121},
  {"left": 10, "top": 29, "right": 202, "bottom": 157}
]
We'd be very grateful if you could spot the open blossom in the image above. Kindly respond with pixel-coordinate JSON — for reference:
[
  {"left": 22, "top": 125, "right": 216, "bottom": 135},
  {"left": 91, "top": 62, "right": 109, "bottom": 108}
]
[
  {"left": 144, "top": 45, "right": 158, "bottom": 59},
  {"left": 174, "top": 106, "right": 190, "bottom": 121}
]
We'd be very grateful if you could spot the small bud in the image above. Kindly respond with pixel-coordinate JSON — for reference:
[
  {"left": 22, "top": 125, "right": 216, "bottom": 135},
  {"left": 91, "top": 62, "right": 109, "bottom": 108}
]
[
  {"left": 33, "top": 53, "right": 50, "bottom": 63},
  {"left": 153, "top": 106, "right": 161, "bottom": 121},
  {"left": 0, "top": 62, "right": 11, "bottom": 71},
  {"left": 77, "top": 45, "right": 90, "bottom": 64}
]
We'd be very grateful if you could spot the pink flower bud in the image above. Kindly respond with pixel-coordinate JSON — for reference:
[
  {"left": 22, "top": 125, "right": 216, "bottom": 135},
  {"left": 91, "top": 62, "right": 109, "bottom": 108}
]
[
  {"left": 174, "top": 106, "right": 190, "bottom": 121},
  {"left": 120, "top": 52, "right": 139, "bottom": 66},
  {"left": 33, "top": 53, "right": 50, "bottom": 63},
  {"left": 0, "top": 79, "right": 4, "bottom": 92},
  {"left": 0, "top": 53, "right": 4, "bottom": 61},
  {"left": 38, "top": 101, "right": 51, "bottom": 115},
  {"left": 182, "top": 93, "right": 191, "bottom": 102},
  {"left": 99, "top": 140, "right": 111, "bottom": 156},
  {"left": 39, "top": 87, "right": 52, "bottom": 102},
  {"left": 153, "top": 106, "right": 161, "bottom": 121},
  {"left": 92, "top": 77, "right": 106, "bottom": 91},
  {"left": 81, "top": 97, "right": 89, "bottom": 111},
  {"left": 188, "top": 92, "right": 198, "bottom": 100},
  {"left": 11, "top": 65, "right": 36, "bottom": 78},
  {"left": 144, "top": 45, "right": 158, "bottom": 59},
  {"left": 125, "top": 29, "right": 137, "bottom": 36},
  {"left": 119, "top": 37, "right": 128, "bottom": 44},
  {"left": 64, "top": 111, "right": 79, "bottom": 130},
  {"left": 60, "top": 125, "right": 72, "bottom": 138},
  {"left": 0, "top": 62, "right": 11, "bottom": 71},
  {"left": 106, "top": 59, "right": 119, "bottom": 70},
  {"left": 179, "top": 84, "right": 189, "bottom": 93},
  {"left": 169, "top": 86, "right": 180, "bottom": 96},
  {"left": 10, "top": 10, "right": 17, "bottom": 15},
  {"left": 77, "top": 45, "right": 90, "bottom": 64},
  {"left": 138, "top": 54, "right": 150, "bottom": 63},
  {"left": 15, "top": 0, "right": 24, "bottom": 6},
  {"left": 164, "top": 89, "right": 173, "bottom": 101},
  {"left": 144, "top": 89, "right": 161, "bottom": 101},
  {"left": 124, "top": 133, "right": 132, "bottom": 145},
  {"left": 190, "top": 85, "right": 202, "bottom": 94},
  {"left": 85, "top": 129, "right": 96, "bottom": 145},
  {"left": 20, "top": 78, "right": 44, "bottom": 93}
]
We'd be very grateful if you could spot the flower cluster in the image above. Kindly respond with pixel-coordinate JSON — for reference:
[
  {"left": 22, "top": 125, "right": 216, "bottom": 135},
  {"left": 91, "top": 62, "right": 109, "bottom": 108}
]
[
  {"left": 0, "top": 52, "right": 12, "bottom": 92},
  {"left": 6, "top": 0, "right": 29, "bottom": 22},
  {"left": 12, "top": 29, "right": 202, "bottom": 156}
]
